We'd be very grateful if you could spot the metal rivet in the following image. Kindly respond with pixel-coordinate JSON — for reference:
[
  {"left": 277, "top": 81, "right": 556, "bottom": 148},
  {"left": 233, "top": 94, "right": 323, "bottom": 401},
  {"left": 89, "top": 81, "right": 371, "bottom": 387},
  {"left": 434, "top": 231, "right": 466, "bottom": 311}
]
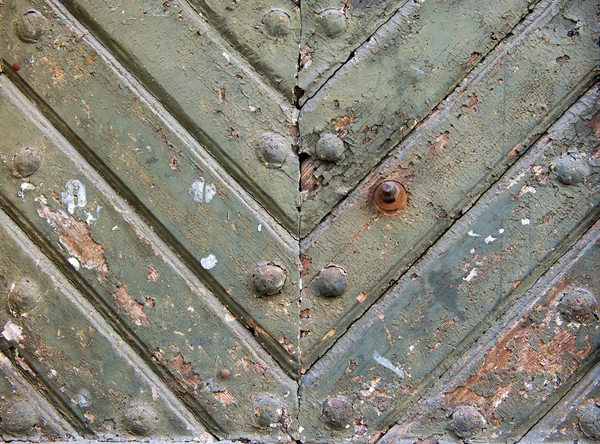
[
  {"left": 252, "top": 264, "right": 287, "bottom": 296},
  {"left": 11, "top": 147, "right": 41, "bottom": 178},
  {"left": 579, "top": 400, "right": 600, "bottom": 439},
  {"left": 6, "top": 277, "right": 40, "bottom": 316},
  {"left": 12, "top": 61, "right": 21, "bottom": 71},
  {"left": 321, "top": 396, "right": 352, "bottom": 428},
  {"left": 124, "top": 404, "right": 157, "bottom": 436},
  {"left": 262, "top": 10, "right": 291, "bottom": 38},
  {"left": 315, "top": 133, "right": 344, "bottom": 162},
  {"left": 552, "top": 155, "right": 591, "bottom": 185},
  {"left": 559, "top": 287, "right": 597, "bottom": 322},
  {"left": 14, "top": 10, "right": 46, "bottom": 43},
  {"left": 315, "top": 266, "right": 347, "bottom": 297},
  {"left": 252, "top": 395, "right": 282, "bottom": 428},
  {"left": 373, "top": 180, "right": 408, "bottom": 212},
  {"left": 1, "top": 401, "right": 37, "bottom": 435},
  {"left": 220, "top": 368, "right": 231, "bottom": 378},
  {"left": 450, "top": 405, "right": 485, "bottom": 439},
  {"left": 257, "top": 132, "right": 289, "bottom": 168},
  {"left": 316, "top": 9, "right": 347, "bottom": 38}
]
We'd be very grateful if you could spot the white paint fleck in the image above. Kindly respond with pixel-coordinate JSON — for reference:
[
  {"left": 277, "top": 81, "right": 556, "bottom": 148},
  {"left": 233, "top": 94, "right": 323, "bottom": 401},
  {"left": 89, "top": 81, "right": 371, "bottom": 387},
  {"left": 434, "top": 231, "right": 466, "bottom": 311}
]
[
  {"left": 151, "top": 386, "right": 160, "bottom": 400},
  {"left": 499, "top": 228, "right": 505, "bottom": 234},
  {"left": 200, "top": 254, "right": 217, "bottom": 270},
  {"left": 190, "top": 178, "right": 217, "bottom": 204},
  {"left": 68, "top": 257, "right": 81, "bottom": 271},
  {"left": 463, "top": 268, "right": 478, "bottom": 282},
  {"left": 522, "top": 218, "right": 531, "bottom": 225},
  {"left": 484, "top": 235, "right": 497, "bottom": 244},
  {"left": 2, "top": 321, "right": 24, "bottom": 343},
  {"left": 222, "top": 52, "right": 230, "bottom": 62},
  {"left": 298, "top": 427, "right": 304, "bottom": 434},
  {"left": 61, "top": 179, "right": 87, "bottom": 214},
  {"left": 373, "top": 350, "right": 405, "bottom": 379},
  {"left": 470, "top": 248, "right": 476, "bottom": 254},
  {"left": 112, "top": 226, "right": 120, "bottom": 231},
  {"left": 257, "top": 224, "right": 262, "bottom": 232},
  {"left": 48, "top": 369, "right": 58, "bottom": 379},
  {"left": 409, "top": 345, "right": 414, "bottom": 352},
  {"left": 518, "top": 185, "right": 537, "bottom": 197},
  {"left": 507, "top": 171, "right": 526, "bottom": 189},
  {"left": 468, "top": 230, "right": 481, "bottom": 237}
]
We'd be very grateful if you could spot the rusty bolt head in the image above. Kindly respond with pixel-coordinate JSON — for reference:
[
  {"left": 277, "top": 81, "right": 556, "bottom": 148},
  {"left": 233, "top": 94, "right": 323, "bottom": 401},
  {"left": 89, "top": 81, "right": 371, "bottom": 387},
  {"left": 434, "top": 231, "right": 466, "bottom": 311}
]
[
  {"left": 124, "top": 404, "right": 158, "bottom": 436},
  {"left": 315, "top": 133, "right": 344, "bottom": 162},
  {"left": 552, "top": 155, "right": 591, "bottom": 185},
  {"left": 7, "top": 277, "right": 40, "bottom": 316},
  {"left": 220, "top": 368, "right": 231, "bottom": 378},
  {"left": 11, "top": 147, "right": 41, "bottom": 178},
  {"left": 321, "top": 396, "right": 352, "bottom": 428},
  {"left": 559, "top": 287, "right": 597, "bottom": 322},
  {"left": 14, "top": 10, "right": 45, "bottom": 43},
  {"left": 263, "top": 10, "right": 291, "bottom": 38},
  {"left": 316, "top": 9, "right": 347, "bottom": 38},
  {"left": 1, "top": 401, "right": 37, "bottom": 435},
  {"left": 12, "top": 61, "right": 21, "bottom": 72},
  {"left": 315, "top": 266, "right": 347, "bottom": 298},
  {"left": 252, "top": 395, "right": 282, "bottom": 428},
  {"left": 252, "top": 264, "right": 287, "bottom": 296},
  {"left": 257, "top": 132, "right": 289, "bottom": 168},
  {"left": 450, "top": 405, "right": 485, "bottom": 439},
  {"left": 373, "top": 180, "right": 408, "bottom": 212},
  {"left": 579, "top": 400, "right": 600, "bottom": 439}
]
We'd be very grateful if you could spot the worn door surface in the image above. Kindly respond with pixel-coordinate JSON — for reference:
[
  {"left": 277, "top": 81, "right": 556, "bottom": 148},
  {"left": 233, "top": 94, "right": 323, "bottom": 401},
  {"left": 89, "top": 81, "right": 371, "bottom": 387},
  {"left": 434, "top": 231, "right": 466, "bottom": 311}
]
[{"left": 0, "top": 0, "right": 599, "bottom": 442}]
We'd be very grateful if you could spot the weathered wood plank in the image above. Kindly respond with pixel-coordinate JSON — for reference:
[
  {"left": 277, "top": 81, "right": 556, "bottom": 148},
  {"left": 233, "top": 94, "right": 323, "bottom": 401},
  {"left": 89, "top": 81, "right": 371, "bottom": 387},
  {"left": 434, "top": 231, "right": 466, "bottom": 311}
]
[
  {"left": 4, "top": 0, "right": 299, "bottom": 232},
  {"left": 378, "top": 219, "right": 600, "bottom": 443},
  {"left": 186, "top": 0, "right": 299, "bottom": 100},
  {"left": 0, "top": 352, "right": 78, "bottom": 440},
  {"left": 299, "top": 0, "right": 600, "bottom": 368},
  {"left": 298, "top": 80, "right": 600, "bottom": 442},
  {"left": 0, "top": 77, "right": 298, "bottom": 439},
  {"left": 0, "top": 210, "right": 211, "bottom": 440},
  {"left": 0, "top": 0, "right": 302, "bottom": 370},
  {"left": 298, "top": 0, "right": 408, "bottom": 102},
  {"left": 298, "top": 0, "right": 540, "bottom": 234}
]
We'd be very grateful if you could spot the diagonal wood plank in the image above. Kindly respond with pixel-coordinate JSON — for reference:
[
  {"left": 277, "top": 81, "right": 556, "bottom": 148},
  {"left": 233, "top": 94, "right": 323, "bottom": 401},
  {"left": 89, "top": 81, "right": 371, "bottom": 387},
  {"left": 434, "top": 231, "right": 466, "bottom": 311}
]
[
  {"left": 298, "top": 0, "right": 540, "bottom": 235},
  {"left": 0, "top": 0, "right": 302, "bottom": 372},
  {"left": 299, "top": 0, "right": 600, "bottom": 369},
  {"left": 298, "top": 80, "right": 600, "bottom": 442},
  {"left": 186, "top": 0, "right": 300, "bottom": 100},
  {"left": 0, "top": 77, "right": 298, "bottom": 439}
]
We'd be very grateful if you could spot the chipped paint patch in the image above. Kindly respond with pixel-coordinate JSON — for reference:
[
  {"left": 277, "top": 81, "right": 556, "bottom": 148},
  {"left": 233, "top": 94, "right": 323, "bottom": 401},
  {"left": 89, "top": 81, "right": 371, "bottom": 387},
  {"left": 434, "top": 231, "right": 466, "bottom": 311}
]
[
  {"left": 484, "top": 235, "right": 496, "bottom": 244},
  {"left": 189, "top": 178, "right": 217, "bottom": 204},
  {"left": 60, "top": 179, "right": 87, "bottom": 214},
  {"left": 2, "top": 321, "right": 24, "bottom": 342},
  {"left": 114, "top": 285, "right": 149, "bottom": 325},
  {"left": 213, "top": 389, "right": 236, "bottom": 406},
  {"left": 463, "top": 268, "right": 478, "bottom": 282},
  {"left": 373, "top": 351, "right": 405, "bottom": 379},
  {"left": 522, "top": 218, "right": 531, "bottom": 225},
  {"left": 468, "top": 230, "right": 481, "bottom": 237},
  {"left": 147, "top": 266, "right": 159, "bottom": 282},
  {"left": 200, "top": 254, "right": 217, "bottom": 270}
]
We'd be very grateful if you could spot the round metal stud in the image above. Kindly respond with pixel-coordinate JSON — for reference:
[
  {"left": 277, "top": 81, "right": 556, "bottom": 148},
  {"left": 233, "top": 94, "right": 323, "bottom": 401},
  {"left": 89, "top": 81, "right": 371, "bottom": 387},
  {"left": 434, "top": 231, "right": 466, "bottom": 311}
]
[
  {"left": 252, "top": 395, "right": 282, "bottom": 428},
  {"left": 220, "top": 368, "right": 231, "bottom": 378},
  {"left": 315, "top": 266, "right": 347, "bottom": 298},
  {"left": 14, "top": 10, "right": 46, "bottom": 43},
  {"left": 579, "top": 400, "right": 600, "bottom": 439},
  {"left": 315, "top": 133, "right": 344, "bottom": 162},
  {"left": 252, "top": 264, "right": 287, "bottom": 296},
  {"left": 552, "top": 155, "right": 591, "bottom": 185},
  {"left": 450, "top": 405, "right": 485, "bottom": 439},
  {"left": 1, "top": 401, "right": 37, "bottom": 435},
  {"left": 124, "top": 404, "right": 158, "bottom": 436},
  {"left": 6, "top": 277, "right": 40, "bottom": 316},
  {"left": 11, "top": 147, "right": 41, "bottom": 178},
  {"left": 263, "top": 9, "right": 291, "bottom": 38},
  {"left": 316, "top": 8, "right": 347, "bottom": 38},
  {"left": 373, "top": 180, "right": 408, "bottom": 212},
  {"left": 321, "top": 396, "right": 352, "bottom": 428},
  {"left": 257, "top": 132, "right": 289, "bottom": 168},
  {"left": 559, "top": 287, "right": 597, "bottom": 322}
]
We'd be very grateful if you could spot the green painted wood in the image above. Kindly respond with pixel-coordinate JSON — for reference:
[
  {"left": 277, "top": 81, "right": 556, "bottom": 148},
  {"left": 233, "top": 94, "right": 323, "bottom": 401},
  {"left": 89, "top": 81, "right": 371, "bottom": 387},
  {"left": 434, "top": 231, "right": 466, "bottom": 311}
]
[
  {"left": 298, "top": 81, "right": 600, "bottom": 442},
  {"left": 299, "top": 0, "right": 600, "bottom": 369},
  {"left": 36, "top": 0, "right": 299, "bottom": 232},
  {"left": 0, "top": 78, "right": 298, "bottom": 439},
  {"left": 0, "top": 352, "right": 77, "bottom": 440},
  {"left": 186, "top": 0, "right": 299, "bottom": 100},
  {"left": 378, "top": 219, "right": 600, "bottom": 443},
  {"left": 298, "top": 0, "right": 540, "bottom": 235},
  {"left": 0, "top": 0, "right": 301, "bottom": 372},
  {"left": 0, "top": 210, "right": 210, "bottom": 440},
  {"left": 298, "top": 0, "right": 407, "bottom": 103}
]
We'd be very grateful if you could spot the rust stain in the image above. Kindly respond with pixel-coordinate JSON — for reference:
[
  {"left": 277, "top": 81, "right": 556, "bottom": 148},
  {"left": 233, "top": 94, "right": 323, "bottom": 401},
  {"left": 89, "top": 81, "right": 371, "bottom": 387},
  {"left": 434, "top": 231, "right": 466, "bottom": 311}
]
[
  {"left": 213, "top": 389, "right": 236, "bottom": 406},
  {"left": 460, "top": 94, "right": 478, "bottom": 114},
  {"left": 508, "top": 141, "right": 522, "bottom": 156},
  {"left": 332, "top": 112, "right": 355, "bottom": 132},
  {"left": 428, "top": 131, "right": 450, "bottom": 154},
  {"left": 586, "top": 111, "right": 600, "bottom": 138},
  {"left": 356, "top": 292, "right": 368, "bottom": 303},
  {"left": 467, "top": 52, "right": 481, "bottom": 65},
  {"left": 300, "top": 308, "right": 310, "bottom": 319},
  {"left": 322, "top": 328, "right": 336, "bottom": 341},
  {"left": 169, "top": 154, "right": 178, "bottom": 170},
  {"left": 240, "top": 358, "right": 266, "bottom": 373},
  {"left": 37, "top": 201, "right": 109, "bottom": 282},
  {"left": 170, "top": 352, "right": 202, "bottom": 392},
  {"left": 114, "top": 285, "right": 149, "bottom": 325},
  {"left": 279, "top": 335, "right": 294, "bottom": 354},
  {"left": 300, "top": 254, "right": 312, "bottom": 277},
  {"left": 300, "top": 158, "right": 323, "bottom": 197},
  {"left": 147, "top": 266, "right": 159, "bottom": 282}
]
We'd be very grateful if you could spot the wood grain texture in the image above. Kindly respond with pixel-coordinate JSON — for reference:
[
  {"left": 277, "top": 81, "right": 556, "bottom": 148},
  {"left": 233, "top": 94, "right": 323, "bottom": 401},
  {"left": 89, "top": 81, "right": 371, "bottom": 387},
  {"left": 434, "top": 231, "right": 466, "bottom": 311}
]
[
  {"left": 299, "top": 0, "right": 600, "bottom": 369},
  {"left": 298, "top": 0, "right": 539, "bottom": 234},
  {"left": 0, "top": 78, "right": 298, "bottom": 439},
  {"left": 298, "top": 81, "right": 600, "bottom": 442},
  {"left": 0, "top": 0, "right": 301, "bottom": 372}
]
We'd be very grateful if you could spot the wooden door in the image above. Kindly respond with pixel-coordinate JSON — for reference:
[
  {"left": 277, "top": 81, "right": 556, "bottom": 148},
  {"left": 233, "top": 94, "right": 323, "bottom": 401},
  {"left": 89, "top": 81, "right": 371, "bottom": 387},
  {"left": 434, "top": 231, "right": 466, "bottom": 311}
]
[{"left": 0, "top": 0, "right": 599, "bottom": 442}]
